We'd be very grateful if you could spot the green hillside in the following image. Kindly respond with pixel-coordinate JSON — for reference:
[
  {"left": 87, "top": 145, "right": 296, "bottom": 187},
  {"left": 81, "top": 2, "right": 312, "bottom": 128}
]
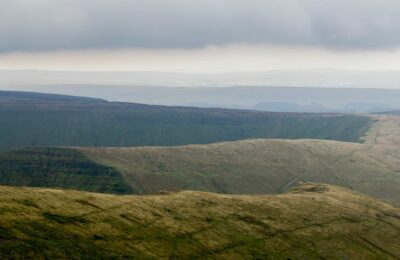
[
  {"left": 0, "top": 183, "right": 399, "bottom": 259},
  {"left": 76, "top": 116, "right": 400, "bottom": 206},
  {"left": 1, "top": 139, "right": 398, "bottom": 205},
  {"left": 80, "top": 139, "right": 400, "bottom": 206},
  {"left": 0, "top": 91, "right": 371, "bottom": 151},
  {"left": 1, "top": 116, "right": 399, "bottom": 206},
  {"left": 0, "top": 147, "right": 132, "bottom": 194}
]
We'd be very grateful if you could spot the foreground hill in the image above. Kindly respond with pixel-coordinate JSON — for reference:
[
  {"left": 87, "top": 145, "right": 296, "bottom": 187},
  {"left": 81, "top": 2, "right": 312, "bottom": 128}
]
[
  {"left": 0, "top": 90, "right": 371, "bottom": 151},
  {"left": 0, "top": 183, "right": 399, "bottom": 259}
]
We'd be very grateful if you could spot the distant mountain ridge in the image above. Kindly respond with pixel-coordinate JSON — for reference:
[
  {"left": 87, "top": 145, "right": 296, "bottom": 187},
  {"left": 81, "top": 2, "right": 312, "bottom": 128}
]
[
  {"left": 3, "top": 69, "right": 400, "bottom": 112},
  {"left": 0, "top": 90, "right": 105, "bottom": 102},
  {"left": 5, "top": 84, "right": 400, "bottom": 113},
  {"left": 0, "top": 90, "right": 371, "bottom": 152}
]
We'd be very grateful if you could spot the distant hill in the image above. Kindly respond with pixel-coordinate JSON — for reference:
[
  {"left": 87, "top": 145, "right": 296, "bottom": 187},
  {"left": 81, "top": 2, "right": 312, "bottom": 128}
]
[
  {"left": 0, "top": 183, "right": 399, "bottom": 259},
  {"left": 0, "top": 91, "right": 371, "bottom": 151},
  {"left": 0, "top": 90, "right": 104, "bottom": 102},
  {"left": 4, "top": 69, "right": 400, "bottom": 112},
  {"left": 254, "top": 101, "right": 330, "bottom": 113},
  {"left": 380, "top": 110, "right": 400, "bottom": 116},
  {"left": 6, "top": 84, "right": 400, "bottom": 113}
]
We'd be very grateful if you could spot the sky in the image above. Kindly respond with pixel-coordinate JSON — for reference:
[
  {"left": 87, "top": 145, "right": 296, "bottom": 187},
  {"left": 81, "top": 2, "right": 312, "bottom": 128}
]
[{"left": 1, "top": 0, "right": 400, "bottom": 72}]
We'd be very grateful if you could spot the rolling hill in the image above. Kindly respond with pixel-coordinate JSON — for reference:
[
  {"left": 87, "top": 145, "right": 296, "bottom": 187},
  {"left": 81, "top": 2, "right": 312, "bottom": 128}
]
[
  {"left": 0, "top": 90, "right": 371, "bottom": 151},
  {"left": 0, "top": 183, "right": 399, "bottom": 259},
  {"left": 1, "top": 111, "right": 400, "bottom": 206},
  {"left": 77, "top": 115, "right": 400, "bottom": 206},
  {"left": 1, "top": 91, "right": 400, "bottom": 206},
  {"left": 0, "top": 91, "right": 400, "bottom": 205},
  {"left": 0, "top": 91, "right": 399, "bottom": 258}
]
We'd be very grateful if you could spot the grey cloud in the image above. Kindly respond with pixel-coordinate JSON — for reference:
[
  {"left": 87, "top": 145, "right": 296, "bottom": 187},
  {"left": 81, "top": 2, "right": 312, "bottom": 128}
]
[
  {"left": 0, "top": 0, "right": 399, "bottom": 52},
  {"left": 301, "top": 0, "right": 400, "bottom": 49}
]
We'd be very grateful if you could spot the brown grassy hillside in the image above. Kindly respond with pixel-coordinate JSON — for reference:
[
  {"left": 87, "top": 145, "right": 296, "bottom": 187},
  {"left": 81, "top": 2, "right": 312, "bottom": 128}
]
[
  {"left": 0, "top": 183, "right": 399, "bottom": 259},
  {"left": 80, "top": 115, "right": 400, "bottom": 206}
]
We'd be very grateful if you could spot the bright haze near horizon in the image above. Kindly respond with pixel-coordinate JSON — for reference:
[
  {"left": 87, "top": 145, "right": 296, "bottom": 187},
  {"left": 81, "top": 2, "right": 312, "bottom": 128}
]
[{"left": 1, "top": 0, "right": 400, "bottom": 112}]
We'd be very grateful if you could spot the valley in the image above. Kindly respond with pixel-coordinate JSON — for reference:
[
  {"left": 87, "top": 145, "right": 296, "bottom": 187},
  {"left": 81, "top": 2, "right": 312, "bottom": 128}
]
[
  {"left": 0, "top": 91, "right": 399, "bottom": 259},
  {"left": 1, "top": 106, "right": 400, "bottom": 206}
]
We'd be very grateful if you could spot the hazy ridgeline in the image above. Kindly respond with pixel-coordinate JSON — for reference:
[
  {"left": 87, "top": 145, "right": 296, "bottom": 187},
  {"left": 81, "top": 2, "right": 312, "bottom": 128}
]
[
  {"left": 4, "top": 70, "right": 400, "bottom": 113},
  {"left": 6, "top": 84, "right": 400, "bottom": 113},
  {"left": 0, "top": 91, "right": 371, "bottom": 152}
]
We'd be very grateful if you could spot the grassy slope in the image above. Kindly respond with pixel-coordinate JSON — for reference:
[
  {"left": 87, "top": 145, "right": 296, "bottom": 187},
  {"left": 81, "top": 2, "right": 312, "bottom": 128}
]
[
  {"left": 0, "top": 91, "right": 371, "bottom": 151},
  {"left": 81, "top": 139, "right": 400, "bottom": 206},
  {"left": 0, "top": 183, "right": 399, "bottom": 259},
  {"left": 79, "top": 116, "right": 400, "bottom": 206},
  {"left": 0, "top": 112, "right": 399, "bottom": 206},
  {"left": 0, "top": 147, "right": 132, "bottom": 194}
]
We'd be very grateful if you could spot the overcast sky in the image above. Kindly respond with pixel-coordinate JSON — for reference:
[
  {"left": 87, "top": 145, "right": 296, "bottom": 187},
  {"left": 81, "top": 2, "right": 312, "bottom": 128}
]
[{"left": 1, "top": 0, "right": 400, "bottom": 72}]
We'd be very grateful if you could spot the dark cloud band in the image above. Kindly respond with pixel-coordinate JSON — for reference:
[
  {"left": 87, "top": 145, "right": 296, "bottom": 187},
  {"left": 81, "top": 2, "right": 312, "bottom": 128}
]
[{"left": 0, "top": 0, "right": 399, "bottom": 52}]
